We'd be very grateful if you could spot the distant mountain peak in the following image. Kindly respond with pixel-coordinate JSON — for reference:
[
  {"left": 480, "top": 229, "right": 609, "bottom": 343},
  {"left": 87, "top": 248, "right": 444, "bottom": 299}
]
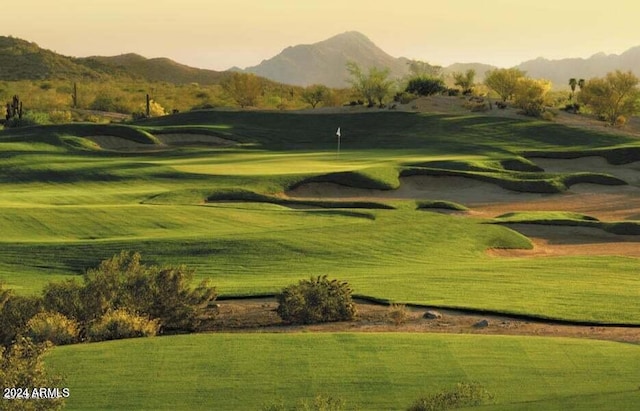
[{"left": 244, "top": 31, "right": 407, "bottom": 87}]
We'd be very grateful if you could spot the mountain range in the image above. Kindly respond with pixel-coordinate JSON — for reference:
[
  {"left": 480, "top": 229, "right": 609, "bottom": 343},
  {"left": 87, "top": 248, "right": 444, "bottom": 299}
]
[{"left": 1, "top": 32, "right": 639, "bottom": 89}]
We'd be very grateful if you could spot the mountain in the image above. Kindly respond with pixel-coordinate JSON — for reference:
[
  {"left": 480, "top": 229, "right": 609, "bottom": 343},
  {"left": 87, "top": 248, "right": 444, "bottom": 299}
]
[
  {"left": 244, "top": 31, "right": 411, "bottom": 88},
  {"left": 516, "top": 46, "right": 640, "bottom": 88},
  {"left": 77, "top": 54, "right": 227, "bottom": 85},
  {"left": 0, "top": 36, "right": 103, "bottom": 80},
  {"left": 0, "top": 36, "right": 227, "bottom": 84}
]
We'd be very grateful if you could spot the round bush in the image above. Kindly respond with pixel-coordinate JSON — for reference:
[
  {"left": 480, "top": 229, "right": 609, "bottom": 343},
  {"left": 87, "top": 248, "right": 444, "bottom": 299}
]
[
  {"left": 276, "top": 276, "right": 356, "bottom": 324},
  {"left": 87, "top": 309, "right": 159, "bottom": 342},
  {"left": 25, "top": 311, "right": 79, "bottom": 345}
]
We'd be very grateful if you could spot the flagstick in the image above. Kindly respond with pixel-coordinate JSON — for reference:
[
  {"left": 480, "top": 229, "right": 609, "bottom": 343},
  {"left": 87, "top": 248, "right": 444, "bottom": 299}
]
[{"left": 337, "top": 133, "right": 340, "bottom": 159}]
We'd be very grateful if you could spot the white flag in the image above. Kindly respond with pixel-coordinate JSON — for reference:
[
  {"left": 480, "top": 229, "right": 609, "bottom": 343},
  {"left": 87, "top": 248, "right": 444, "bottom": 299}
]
[{"left": 336, "top": 127, "right": 341, "bottom": 137}]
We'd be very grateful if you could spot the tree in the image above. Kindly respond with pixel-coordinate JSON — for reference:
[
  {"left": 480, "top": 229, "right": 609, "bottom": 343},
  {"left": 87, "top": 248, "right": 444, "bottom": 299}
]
[
  {"left": 484, "top": 68, "right": 525, "bottom": 101},
  {"left": 222, "top": 72, "right": 262, "bottom": 108},
  {"left": 0, "top": 338, "right": 66, "bottom": 410},
  {"left": 513, "top": 77, "right": 552, "bottom": 117},
  {"left": 43, "top": 252, "right": 218, "bottom": 334},
  {"left": 405, "top": 76, "right": 446, "bottom": 96},
  {"left": 453, "top": 69, "right": 476, "bottom": 94},
  {"left": 406, "top": 59, "right": 443, "bottom": 78},
  {"left": 82, "top": 251, "right": 218, "bottom": 332},
  {"left": 346, "top": 62, "right": 394, "bottom": 107},
  {"left": 569, "top": 78, "right": 577, "bottom": 101},
  {"left": 301, "top": 84, "right": 330, "bottom": 108},
  {"left": 276, "top": 276, "right": 356, "bottom": 324},
  {"left": 578, "top": 70, "right": 640, "bottom": 125},
  {"left": 578, "top": 78, "right": 585, "bottom": 90}
]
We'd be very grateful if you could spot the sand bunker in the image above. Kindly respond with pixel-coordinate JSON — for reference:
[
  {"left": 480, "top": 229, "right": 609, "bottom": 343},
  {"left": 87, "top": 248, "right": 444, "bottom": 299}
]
[
  {"left": 287, "top": 172, "right": 640, "bottom": 258},
  {"left": 155, "top": 133, "right": 236, "bottom": 146},
  {"left": 85, "top": 135, "right": 164, "bottom": 151},
  {"left": 531, "top": 156, "right": 640, "bottom": 185},
  {"left": 288, "top": 175, "right": 548, "bottom": 204}
]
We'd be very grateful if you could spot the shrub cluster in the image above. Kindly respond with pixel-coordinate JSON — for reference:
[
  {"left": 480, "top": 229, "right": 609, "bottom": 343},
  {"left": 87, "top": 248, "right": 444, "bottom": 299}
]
[
  {"left": 276, "top": 276, "right": 356, "bottom": 324},
  {"left": 87, "top": 309, "right": 160, "bottom": 342},
  {"left": 407, "top": 382, "right": 493, "bottom": 411},
  {"left": 0, "top": 251, "right": 218, "bottom": 346}
]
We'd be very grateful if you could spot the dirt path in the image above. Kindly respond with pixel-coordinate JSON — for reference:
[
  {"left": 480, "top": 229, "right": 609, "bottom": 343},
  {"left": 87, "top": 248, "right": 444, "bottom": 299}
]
[{"left": 206, "top": 298, "right": 640, "bottom": 344}]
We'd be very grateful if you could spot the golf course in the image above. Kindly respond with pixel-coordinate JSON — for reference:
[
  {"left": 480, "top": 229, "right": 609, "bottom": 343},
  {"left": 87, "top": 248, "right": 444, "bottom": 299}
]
[{"left": 1, "top": 104, "right": 639, "bottom": 409}]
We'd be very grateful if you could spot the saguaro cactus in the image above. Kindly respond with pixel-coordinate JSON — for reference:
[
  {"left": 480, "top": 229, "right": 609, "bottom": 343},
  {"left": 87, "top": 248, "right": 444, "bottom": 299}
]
[{"left": 5, "top": 95, "right": 22, "bottom": 120}]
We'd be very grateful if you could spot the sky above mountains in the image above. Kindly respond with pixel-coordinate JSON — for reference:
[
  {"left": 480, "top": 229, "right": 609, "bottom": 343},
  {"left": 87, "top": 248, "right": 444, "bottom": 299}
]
[{"left": 7, "top": 0, "right": 640, "bottom": 71}]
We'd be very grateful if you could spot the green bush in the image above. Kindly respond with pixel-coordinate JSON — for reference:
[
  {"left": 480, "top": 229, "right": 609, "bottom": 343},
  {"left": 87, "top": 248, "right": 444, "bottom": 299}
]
[
  {"left": 0, "top": 338, "right": 66, "bottom": 410},
  {"left": 276, "top": 276, "right": 356, "bottom": 324},
  {"left": 407, "top": 382, "right": 493, "bottom": 411},
  {"left": 405, "top": 76, "right": 446, "bottom": 96},
  {"left": 48, "top": 110, "right": 72, "bottom": 124},
  {"left": 82, "top": 251, "right": 218, "bottom": 332},
  {"left": 3, "top": 110, "right": 49, "bottom": 128},
  {"left": 25, "top": 311, "right": 78, "bottom": 345},
  {"left": 0, "top": 294, "right": 43, "bottom": 347},
  {"left": 42, "top": 279, "right": 85, "bottom": 322},
  {"left": 87, "top": 309, "right": 159, "bottom": 342},
  {"left": 387, "top": 303, "right": 410, "bottom": 326}
]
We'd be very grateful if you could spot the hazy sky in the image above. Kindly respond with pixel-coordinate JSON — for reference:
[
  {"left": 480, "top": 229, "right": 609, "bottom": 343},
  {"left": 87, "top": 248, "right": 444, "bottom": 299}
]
[{"left": 6, "top": 0, "right": 640, "bottom": 70}]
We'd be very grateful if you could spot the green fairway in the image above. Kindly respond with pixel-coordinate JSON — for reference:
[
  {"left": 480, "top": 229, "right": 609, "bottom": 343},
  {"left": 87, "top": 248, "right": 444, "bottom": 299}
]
[
  {"left": 45, "top": 333, "right": 640, "bottom": 410},
  {"left": 0, "top": 110, "right": 639, "bottom": 323}
]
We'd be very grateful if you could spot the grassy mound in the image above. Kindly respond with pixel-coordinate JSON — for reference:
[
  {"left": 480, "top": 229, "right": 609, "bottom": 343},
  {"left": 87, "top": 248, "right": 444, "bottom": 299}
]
[
  {"left": 491, "top": 211, "right": 640, "bottom": 235},
  {"left": 45, "top": 333, "right": 640, "bottom": 410},
  {"left": 291, "top": 166, "right": 400, "bottom": 191},
  {"left": 205, "top": 188, "right": 395, "bottom": 210},
  {"left": 401, "top": 166, "right": 625, "bottom": 193},
  {"left": 523, "top": 144, "right": 640, "bottom": 165},
  {"left": 416, "top": 200, "right": 469, "bottom": 211}
]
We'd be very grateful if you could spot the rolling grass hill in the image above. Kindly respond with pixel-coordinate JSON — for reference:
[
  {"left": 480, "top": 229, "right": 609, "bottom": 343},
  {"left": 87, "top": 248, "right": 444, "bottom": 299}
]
[
  {"left": 0, "top": 110, "right": 638, "bottom": 325},
  {"left": 1, "top": 108, "right": 639, "bottom": 410},
  {"left": 45, "top": 333, "right": 640, "bottom": 410}
]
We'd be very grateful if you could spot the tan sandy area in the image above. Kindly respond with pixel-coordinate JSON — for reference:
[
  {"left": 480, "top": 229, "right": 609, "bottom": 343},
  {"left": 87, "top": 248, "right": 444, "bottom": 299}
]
[
  {"left": 155, "top": 133, "right": 236, "bottom": 146},
  {"left": 85, "top": 135, "right": 165, "bottom": 151},
  {"left": 208, "top": 298, "right": 640, "bottom": 344},
  {"left": 286, "top": 159, "right": 640, "bottom": 258}
]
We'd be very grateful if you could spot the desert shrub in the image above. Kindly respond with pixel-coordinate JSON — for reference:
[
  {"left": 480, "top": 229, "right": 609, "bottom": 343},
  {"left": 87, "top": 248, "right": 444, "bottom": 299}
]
[
  {"left": 407, "top": 382, "right": 493, "bottom": 411},
  {"left": 394, "top": 91, "right": 417, "bottom": 104},
  {"left": 3, "top": 110, "right": 49, "bottom": 128},
  {"left": 82, "top": 251, "right": 218, "bottom": 332},
  {"left": 541, "top": 111, "right": 555, "bottom": 121},
  {"left": 48, "top": 110, "right": 72, "bottom": 124},
  {"left": 87, "top": 309, "right": 159, "bottom": 342},
  {"left": 405, "top": 76, "right": 446, "bottom": 96},
  {"left": 387, "top": 303, "right": 409, "bottom": 326},
  {"left": 615, "top": 115, "right": 627, "bottom": 127},
  {"left": 276, "top": 276, "right": 356, "bottom": 324},
  {"left": 0, "top": 337, "right": 66, "bottom": 410},
  {"left": 262, "top": 395, "right": 347, "bottom": 411},
  {"left": 299, "top": 395, "right": 347, "bottom": 411},
  {"left": 0, "top": 294, "right": 43, "bottom": 347},
  {"left": 42, "top": 279, "right": 85, "bottom": 323},
  {"left": 25, "top": 311, "right": 78, "bottom": 345}
]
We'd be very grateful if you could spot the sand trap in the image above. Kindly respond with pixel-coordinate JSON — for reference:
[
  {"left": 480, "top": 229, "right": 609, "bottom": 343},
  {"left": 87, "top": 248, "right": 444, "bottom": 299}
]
[
  {"left": 155, "top": 133, "right": 236, "bottom": 146},
  {"left": 85, "top": 135, "right": 164, "bottom": 151},
  {"left": 488, "top": 224, "right": 640, "bottom": 258},
  {"left": 287, "top": 175, "right": 548, "bottom": 204},
  {"left": 531, "top": 156, "right": 640, "bottom": 186},
  {"left": 474, "top": 189, "right": 640, "bottom": 221}
]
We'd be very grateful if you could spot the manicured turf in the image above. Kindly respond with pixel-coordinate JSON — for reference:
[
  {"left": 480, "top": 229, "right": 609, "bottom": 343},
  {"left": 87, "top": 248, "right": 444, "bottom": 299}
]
[
  {"left": 45, "top": 333, "right": 640, "bottom": 410},
  {"left": 0, "top": 111, "right": 639, "bottom": 323}
]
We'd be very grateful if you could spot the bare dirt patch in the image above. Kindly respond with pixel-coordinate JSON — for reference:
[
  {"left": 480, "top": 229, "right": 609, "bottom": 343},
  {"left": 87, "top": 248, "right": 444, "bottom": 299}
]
[{"left": 206, "top": 298, "right": 640, "bottom": 344}]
